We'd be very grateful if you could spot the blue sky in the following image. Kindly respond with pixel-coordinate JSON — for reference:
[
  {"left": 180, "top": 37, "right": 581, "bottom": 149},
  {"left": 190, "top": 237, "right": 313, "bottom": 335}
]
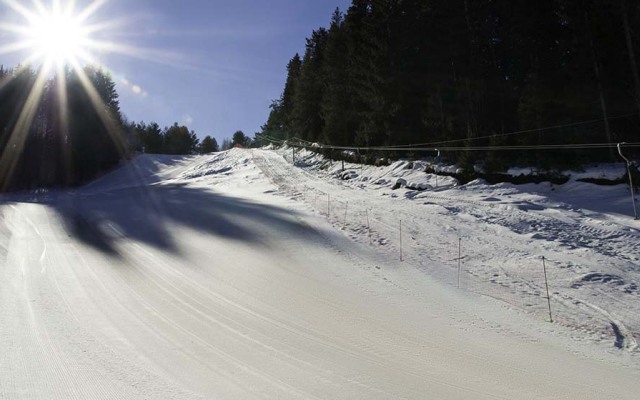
[{"left": 0, "top": 0, "right": 352, "bottom": 144}]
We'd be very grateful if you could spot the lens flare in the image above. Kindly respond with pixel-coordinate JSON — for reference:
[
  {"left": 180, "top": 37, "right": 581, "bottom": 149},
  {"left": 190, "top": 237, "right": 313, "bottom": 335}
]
[
  {"left": 26, "top": 5, "right": 88, "bottom": 66},
  {"left": 0, "top": 0, "right": 119, "bottom": 190},
  {"left": 0, "top": 0, "right": 101, "bottom": 70}
]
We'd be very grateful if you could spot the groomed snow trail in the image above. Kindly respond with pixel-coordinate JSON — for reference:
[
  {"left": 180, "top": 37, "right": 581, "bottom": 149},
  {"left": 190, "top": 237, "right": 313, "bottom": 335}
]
[{"left": 0, "top": 149, "right": 638, "bottom": 399}]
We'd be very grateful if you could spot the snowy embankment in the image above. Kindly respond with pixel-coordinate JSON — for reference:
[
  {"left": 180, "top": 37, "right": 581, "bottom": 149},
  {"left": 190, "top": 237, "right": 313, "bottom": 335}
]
[
  {"left": 272, "top": 147, "right": 640, "bottom": 352},
  {"left": 0, "top": 148, "right": 638, "bottom": 399}
]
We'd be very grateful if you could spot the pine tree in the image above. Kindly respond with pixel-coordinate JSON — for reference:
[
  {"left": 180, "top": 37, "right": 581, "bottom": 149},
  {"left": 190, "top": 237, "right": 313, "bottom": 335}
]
[
  {"left": 345, "top": 0, "right": 391, "bottom": 146},
  {"left": 231, "top": 130, "right": 250, "bottom": 147},
  {"left": 292, "top": 28, "right": 328, "bottom": 142},
  {"left": 281, "top": 54, "right": 302, "bottom": 137},
  {"left": 164, "top": 123, "right": 199, "bottom": 154},
  {"left": 0, "top": 66, "right": 39, "bottom": 191},
  {"left": 66, "top": 66, "right": 126, "bottom": 183},
  {"left": 199, "top": 135, "right": 219, "bottom": 153},
  {"left": 321, "top": 8, "right": 354, "bottom": 146}
]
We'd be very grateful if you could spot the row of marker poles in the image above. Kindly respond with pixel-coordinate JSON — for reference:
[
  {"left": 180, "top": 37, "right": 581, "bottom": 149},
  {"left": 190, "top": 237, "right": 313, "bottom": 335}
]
[
  {"left": 297, "top": 149, "right": 560, "bottom": 323},
  {"left": 329, "top": 191, "right": 404, "bottom": 261},
  {"left": 311, "top": 188, "right": 556, "bottom": 324}
]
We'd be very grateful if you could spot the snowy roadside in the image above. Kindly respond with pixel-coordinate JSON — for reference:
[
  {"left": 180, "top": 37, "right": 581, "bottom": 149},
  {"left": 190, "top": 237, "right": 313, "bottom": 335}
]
[{"left": 245, "top": 147, "right": 640, "bottom": 355}]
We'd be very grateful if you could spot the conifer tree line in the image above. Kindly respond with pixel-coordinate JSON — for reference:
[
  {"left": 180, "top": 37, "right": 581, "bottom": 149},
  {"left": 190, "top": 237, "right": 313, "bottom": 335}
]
[
  {"left": 0, "top": 64, "right": 225, "bottom": 192},
  {"left": 259, "top": 0, "right": 640, "bottom": 169},
  {"left": 129, "top": 126, "right": 250, "bottom": 153},
  {"left": 0, "top": 65, "right": 126, "bottom": 191},
  {"left": 129, "top": 121, "right": 218, "bottom": 155}
]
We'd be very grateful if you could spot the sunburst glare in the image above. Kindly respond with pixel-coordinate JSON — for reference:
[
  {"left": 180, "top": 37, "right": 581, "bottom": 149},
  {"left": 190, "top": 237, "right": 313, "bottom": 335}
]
[
  {"left": 27, "top": 3, "right": 89, "bottom": 67},
  {"left": 1, "top": 0, "right": 192, "bottom": 73},
  {"left": 0, "top": 0, "right": 104, "bottom": 71},
  {"left": 0, "top": 0, "right": 126, "bottom": 190}
]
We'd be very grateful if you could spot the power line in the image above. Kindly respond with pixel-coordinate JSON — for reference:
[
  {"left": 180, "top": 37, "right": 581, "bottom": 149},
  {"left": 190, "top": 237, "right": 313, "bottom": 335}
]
[
  {"left": 384, "top": 113, "right": 638, "bottom": 148},
  {"left": 429, "top": 114, "right": 638, "bottom": 146},
  {"left": 287, "top": 113, "right": 638, "bottom": 150},
  {"left": 287, "top": 140, "right": 640, "bottom": 153}
]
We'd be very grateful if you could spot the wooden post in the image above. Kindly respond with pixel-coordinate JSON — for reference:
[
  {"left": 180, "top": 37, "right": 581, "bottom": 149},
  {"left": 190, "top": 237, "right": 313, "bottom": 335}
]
[
  {"left": 399, "top": 220, "right": 403, "bottom": 262},
  {"left": 343, "top": 202, "right": 348, "bottom": 227},
  {"left": 366, "top": 209, "right": 371, "bottom": 245},
  {"left": 542, "top": 256, "right": 553, "bottom": 323},
  {"left": 457, "top": 238, "right": 462, "bottom": 288},
  {"left": 327, "top": 194, "right": 331, "bottom": 218}
]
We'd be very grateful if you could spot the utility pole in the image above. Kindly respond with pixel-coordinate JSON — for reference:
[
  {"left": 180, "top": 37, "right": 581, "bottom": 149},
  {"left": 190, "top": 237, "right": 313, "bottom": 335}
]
[{"left": 618, "top": 143, "right": 638, "bottom": 220}]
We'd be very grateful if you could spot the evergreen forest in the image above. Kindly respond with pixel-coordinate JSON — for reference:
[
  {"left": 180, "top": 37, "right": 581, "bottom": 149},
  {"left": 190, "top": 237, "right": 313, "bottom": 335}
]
[
  {"left": 0, "top": 65, "right": 128, "bottom": 191},
  {"left": 259, "top": 0, "right": 640, "bottom": 171},
  {"left": 0, "top": 65, "right": 217, "bottom": 192}
]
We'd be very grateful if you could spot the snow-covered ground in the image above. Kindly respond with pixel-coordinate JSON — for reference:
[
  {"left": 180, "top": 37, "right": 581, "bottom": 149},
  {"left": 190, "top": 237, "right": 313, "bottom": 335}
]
[
  {"left": 1, "top": 148, "right": 638, "bottom": 399},
  {"left": 278, "top": 148, "right": 640, "bottom": 351}
]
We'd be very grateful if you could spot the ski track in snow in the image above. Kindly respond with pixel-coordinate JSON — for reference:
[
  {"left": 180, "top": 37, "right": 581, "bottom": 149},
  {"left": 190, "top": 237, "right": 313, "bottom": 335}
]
[{"left": 0, "top": 148, "right": 638, "bottom": 399}]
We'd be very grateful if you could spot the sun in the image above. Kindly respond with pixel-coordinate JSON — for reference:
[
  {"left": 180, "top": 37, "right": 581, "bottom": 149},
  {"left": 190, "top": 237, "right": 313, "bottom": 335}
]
[
  {"left": 2, "top": 0, "right": 186, "bottom": 73},
  {"left": 26, "top": 5, "right": 89, "bottom": 67},
  {"left": 0, "top": 0, "right": 100, "bottom": 71}
]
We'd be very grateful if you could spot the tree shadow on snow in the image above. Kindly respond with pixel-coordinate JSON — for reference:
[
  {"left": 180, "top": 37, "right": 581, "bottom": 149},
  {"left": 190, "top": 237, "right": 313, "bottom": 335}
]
[{"left": 1, "top": 183, "right": 316, "bottom": 259}]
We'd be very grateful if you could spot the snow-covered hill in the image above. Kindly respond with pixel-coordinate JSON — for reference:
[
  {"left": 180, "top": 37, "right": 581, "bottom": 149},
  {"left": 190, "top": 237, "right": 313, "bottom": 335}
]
[
  {"left": 265, "top": 147, "right": 640, "bottom": 352},
  {"left": 0, "top": 148, "right": 638, "bottom": 399}
]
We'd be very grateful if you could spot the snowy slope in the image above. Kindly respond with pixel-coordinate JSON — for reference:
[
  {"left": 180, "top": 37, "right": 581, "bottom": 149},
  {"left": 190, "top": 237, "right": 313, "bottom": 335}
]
[
  {"left": 278, "top": 147, "right": 640, "bottom": 352},
  {"left": 0, "top": 148, "right": 638, "bottom": 399}
]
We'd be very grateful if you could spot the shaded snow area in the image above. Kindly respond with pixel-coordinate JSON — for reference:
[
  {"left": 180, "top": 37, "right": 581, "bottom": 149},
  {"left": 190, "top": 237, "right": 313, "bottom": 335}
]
[{"left": 0, "top": 148, "right": 638, "bottom": 399}]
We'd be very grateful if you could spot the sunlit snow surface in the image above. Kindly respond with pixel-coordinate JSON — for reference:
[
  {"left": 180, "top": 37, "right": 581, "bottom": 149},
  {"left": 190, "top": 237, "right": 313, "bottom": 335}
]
[{"left": 0, "top": 148, "right": 638, "bottom": 399}]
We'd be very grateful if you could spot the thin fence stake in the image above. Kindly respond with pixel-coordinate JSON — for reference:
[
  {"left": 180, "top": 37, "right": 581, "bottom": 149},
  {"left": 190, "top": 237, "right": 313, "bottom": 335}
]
[
  {"left": 344, "top": 202, "right": 348, "bottom": 227},
  {"left": 400, "top": 220, "right": 403, "bottom": 262},
  {"left": 542, "top": 256, "right": 554, "bottom": 323},
  {"left": 366, "top": 209, "right": 371, "bottom": 245},
  {"left": 457, "top": 238, "right": 462, "bottom": 289},
  {"left": 327, "top": 194, "right": 331, "bottom": 218}
]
